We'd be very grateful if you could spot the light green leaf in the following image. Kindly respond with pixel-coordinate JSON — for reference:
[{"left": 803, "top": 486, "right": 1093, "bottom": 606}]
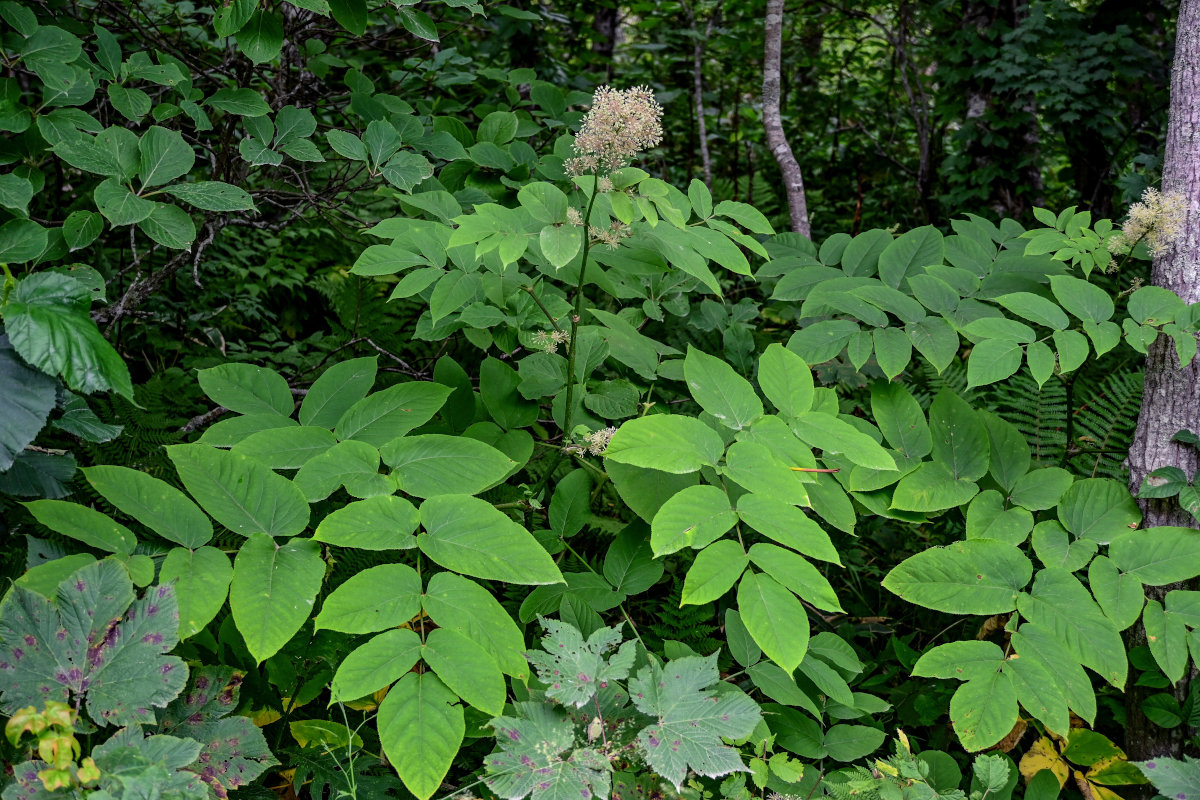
[
  {"left": 382, "top": 434, "right": 514, "bottom": 498},
  {"left": 164, "top": 181, "right": 255, "bottom": 211},
  {"left": 82, "top": 465, "right": 213, "bottom": 548},
  {"left": 737, "top": 571, "right": 809, "bottom": 672},
  {"left": 422, "top": 572, "right": 528, "bottom": 680},
  {"left": 928, "top": 390, "right": 989, "bottom": 481},
  {"left": 23, "top": 500, "right": 135, "bottom": 554},
  {"left": 540, "top": 224, "right": 580, "bottom": 269},
  {"left": 791, "top": 412, "right": 894, "bottom": 471},
  {"left": 313, "top": 495, "right": 418, "bottom": 550},
  {"left": 299, "top": 357, "right": 377, "bottom": 428},
  {"left": 684, "top": 346, "right": 762, "bottom": 431},
  {"left": 378, "top": 672, "right": 464, "bottom": 800},
  {"left": 736, "top": 493, "right": 840, "bottom": 564},
  {"left": 166, "top": 443, "right": 310, "bottom": 537},
  {"left": 1088, "top": 555, "right": 1145, "bottom": 631},
  {"left": 650, "top": 484, "right": 736, "bottom": 556},
  {"left": 419, "top": 494, "right": 562, "bottom": 585},
  {"left": 1016, "top": 567, "right": 1126, "bottom": 688},
  {"left": 870, "top": 381, "right": 931, "bottom": 459},
  {"left": 950, "top": 670, "right": 1019, "bottom": 752},
  {"left": 1109, "top": 527, "right": 1200, "bottom": 585},
  {"left": 422, "top": 628, "right": 507, "bottom": 716},
  {"left": 882, "top": 539, "right": 1031, "bottom": 613},
  {"left": 205, "top": 88, "right": 272, "bottom": 116},
  {"left": 230, "top": 426, "right": 335, "bottom": 469},
  {"left": 1049, "top": 275, "right": 1114, "bottom": 324},
  {"left": 757, "top": 343, "right": 814, "bottom": 417},
  {"left": 330, "top": 628, "right": 423, "bottom": 702},
  {"left": 314, "top": 564, "right": 421, "bottom": 633},
  {"left": 1143, "top": 600, "right": 1189, "bottom": 683},
  {"left": 334, "top": 381, "right": 452, "bottom": 446},
  {"left": 230, "top": 534, "right": 325, "bottom": 663},
  {"left": 681, "top": 539, "right": 747, "bottom": 605},
  {"left": 605, "top": 415, "right": 724, "bottom": 473},
  {"left": 1057, "top": 478, "right": 1141, "bottom": 544},
  {"left": 137, "top": 126, "right": 194, "bottom": 188},
  {"left": 878, "top": 226, "right": 943, "bottom": 288},
  {"left": 160, "top": 545, "right": 232, "bottom": 638},
  {"left": 890, "top": 462, "right": 978, "bottom": 512},
  {"left": 748, "top": 543, "right": 842, "bottom": 612},
  {"left": 722, "top": 440, "right": 810, "bottom": 506},
  {"left": 197, "top": 363, "right": 292, "bottom": 416},
  {"left": 913, "top": 641, "right": 1005, "bottom": 681},
  {"left": 967, "top": 339, "right": 1024, "bottom": 388}
]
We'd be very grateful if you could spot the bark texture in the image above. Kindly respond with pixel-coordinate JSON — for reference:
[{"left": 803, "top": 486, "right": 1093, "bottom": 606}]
[
  {"left": 763, "top": 0, "right": 810, "bottom": 237},
  {"left": 1124, "top": 0, "right": 1200, "bottom": 764}
]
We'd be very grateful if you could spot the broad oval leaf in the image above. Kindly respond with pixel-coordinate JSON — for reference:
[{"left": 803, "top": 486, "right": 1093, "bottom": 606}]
[
  {"left": 378, "top": 672, "right": 464, "bottom": 800},
  {"left": 684, "top": 346, "right": 762, "bottom": 430},
  {"left": 314, "top": 563, "right": 421, "bottom": 634},
  {"left": 382, "top": 434, "right": 515, "bottom": 498},
  {"left": 650, "top": 484, "right": 736, "bottom": 556},
  {"left": 229, "top": 534, "right": 325, "bottom": 663},
  {"left": 83, "top": 465, "right": 213, "bottom": 548},
  {"left": 882, "top": 539, "right": 1032, "bottom": 614},
  {"left": 312, "top": 495, "right": 419, "bottom": 550},
  {"left": 737, "top": 571, "right": 810, "bottom": 673},
  {"left": 605, "top": 415, "right": 725, "bottom": 474},
  {"left": 418, "top": 495, "right": 562, "bottom": 585},
  {"left": 330, "top": 628, "right": 424, "bottom": 703},
  {"left": 160, "top": 545, "right": 232, "bottom": 639}
]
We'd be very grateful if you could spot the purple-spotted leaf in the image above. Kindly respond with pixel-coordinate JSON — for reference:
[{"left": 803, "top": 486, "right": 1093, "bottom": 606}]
[
  {"left": 0, "top": 559, "right": 185, "bottom": 727},
  {"left": 527, "top": 619, "right": 635, "bottom": 708},
  {"left": 485, "top": 702, "right": 612, "bottom": 800},
  {"left": 159, "top": 666, "right": 278, "bottom": 796},
  {"left": 629, "top": 654, "right": 762, "bottom": 788}
]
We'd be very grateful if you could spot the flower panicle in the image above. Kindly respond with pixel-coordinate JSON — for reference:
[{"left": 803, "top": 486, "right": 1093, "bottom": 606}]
[
  {"left": 1106, "top": 187, "right": 1188, "bottom": 257},
  {"left": 565, "top": 85, "right": 664, "bottom": 176}
]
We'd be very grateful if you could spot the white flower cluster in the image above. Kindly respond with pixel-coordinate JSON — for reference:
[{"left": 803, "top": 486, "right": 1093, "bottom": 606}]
[
  {"left": 1107, "top": 187, "right": 1187, "bottom": 257},
  {"left": 564, "top": 85, "right": 663, "bottom": 176}
]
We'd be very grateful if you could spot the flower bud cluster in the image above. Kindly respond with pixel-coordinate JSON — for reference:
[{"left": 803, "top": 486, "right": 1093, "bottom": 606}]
[
  {"left": 564, "top": 85, "right": 663, "bottom": 176},
  {"left": 1106, "top": 187, "right": 1187, "bottom": 257}
]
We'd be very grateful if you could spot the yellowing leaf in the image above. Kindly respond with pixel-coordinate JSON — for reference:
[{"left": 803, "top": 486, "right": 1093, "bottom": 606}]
[{"left": 1020, "top": 737, "right": 1069, "bottom": 787}]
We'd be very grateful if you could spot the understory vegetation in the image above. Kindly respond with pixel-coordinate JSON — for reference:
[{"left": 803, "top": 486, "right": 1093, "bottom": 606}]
[{"left": 2, "top": 1, "right": 1200, "bottom": 800}]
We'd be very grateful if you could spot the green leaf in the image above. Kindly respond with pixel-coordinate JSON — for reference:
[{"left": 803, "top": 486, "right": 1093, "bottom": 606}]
[
  {"left": 229, "top": 534, "right": 324, "bottom": 663},
  {"left": 737, "top": 571, "right": 809, "bottom": 672},
  {"left": 0, "top": 337, "right": 56, "bottom": 471},
  {"left": 166, "top": 443, "right": 310, "bottom": 537},
  {"left": 314, "top": 563, "right": 421, "bottom": 634},
  {"left": 758, "top": 343, "right": 814, "bottom": 417},
  {"left": 791, "top": 412, "right": 895, "bottom": 471},
  {"left": 378, "top": 673, "right": 464, "bottom": 800},
  {"left": 137, "top": 126, "right": 195, "bottom": 189},
  {"left": 1016, "top": 567, "right": 1127, "bottom": 688},
  {"left": 878, "top": 226, "right": 943, "bottom": 288},
  {"left": 890, "top": 461, "right": 979, "bottom": 512},
  {"left": 539, "top": 224, "right": 580, "bottom": 269},
  {"left": 330, "top": 628, "right": 423, "bottom": 702},
  {"left": 684, "top": 346, "right": 762, "bottom": 430},
  {"left": 548, "top": 468, "right": 591, "bottom": 538},
  {"left": 312, "top": 495, "right": 418, "bottom": 550},
  {"left": 23, "top": 500, "right": 135, "bottom": 554},
  {"left": 1135, "top": 756, "right": 1200, "bottom": 800},
  {"left": 913, "top": 641, "right": 1005, "bottom": 681},
  {"left": 137, "top": 202, "right": 196, "bottom": 249},
  {"left": 1143, "top": 600, "right": 1189, "bottom": 683},
  {"left": 1049, "top": 275, "right": 1114, "bottom": 323},
  {"left": 329, "top": 0, "right": 368, "bottom": 34},
  {"left": 422, "top": 627, "right": 507, "bottom": 715},
  {"left": 231, "top": 426, "right": 336, "bottom": 469},
  {"left": 1129, "top": 286, "right": 1186, "bottom": 325},
  {"left": 418, "top": 494, "right": 562, "bottom": 585},
  {"left": 486, "top": 704, "right": 612, "bottom": 800},
  {"left": 995, "top": 292, "right": 1070, "bottom": 330},
  {"left": 0, "top": 219, "right": 46, "bottom": 262},
  {"left": 293, "top": 439, "right": 390, "bottom": 502},
  {"left": 1057, "top": 478, "right": 1141, "bottom": 544},
  {"left": 82, "top": 465, "right": 213, "bottom": 548},
  {"left": 237, "top": 10, "right": 284, "bottom": 62},
  {"left": 928, "top": 389, "right": 989, "bottom": 480},
  {"left": 966, "top": 491, "right": 1033, "bottom": 545},
  {"left": 604, "top": 524, "right": 665, "bottom": 594},
  {"left": 950, "top": 670, "right": 1019, "bottom": 751},
  {"left": 681, "top": 539, "right": 748, "bottom": 605},
  {"left": 967, "top": 339, "right": 1024, "bottom": 387},
  {"left": 736, "top": 493, "right": 841, "bottom": 564},
  {"left": 334, "top": 381, "right": 453, "bottom": 446},
  {"left": 299, "top": 357, "right": 377, "bottom": 428},
  {"left": 650, "top": 484, "right": 736, "bottom": 555},
  {"left": 205, "top": 88, "right": 272, "bottom": 116},
  {"left": 197, "top": 363, "right": 292, "bottom": 416},
  {"left": 0, "top": 560, "right": 185, "bottom": 727},
  {"left": 870, "top": 381, "right": 931, "bottom": 459},
  {"left": 714, "top": 200, "right": 774, "bottom": 235},
  {"left": 159, "top": 545, "right": 232, "bottom": 639},
  {"left": 629, "top": 654, "right": 762, "bottom": 788},
  {"left": 748, "top": 543, "right": 842, "bottom": 612},
  {"left": 164, "top": 181, "right": 255, "bottom": 211},
  {"left": 882, "top": 539, "right": 1032, "bottom": 613},
  {"left": 422, "top": 572, "right": 528, "bottom": 679},
  {"left": 824, "top": 725, "right": 887, "bottom": 762},
  {"left": 382, "top": 434, "right": 514, "bottom": 498},
  {"left": 605, "top": 414, "right": 724, "bottom": 473},
  {"left": 3, "top": 273, "right": 133, "bottom": 397},
  {"left": 872, "top": 327, "right": 913, "bottom": 380},
  {"left": 722, "top": 440, "right": 810, "bottom": 506},
  {"left": 1109, "top": 527, "right": 1200, "bottom": 585},
  {"left": 1088, "top": 555, "right": 1145, "bottom": 631},
  {"left": 62, "top": 210, "right": 104, "bottom": 251},
  {"left": 906, "top": 317, "right": 960, "bottom": 373}
]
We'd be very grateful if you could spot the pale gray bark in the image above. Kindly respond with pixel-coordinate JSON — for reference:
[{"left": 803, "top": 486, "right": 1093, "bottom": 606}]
[
  {"left": 1124, "top": 0, "right": 1200, "bottom": 763},
  {"left": 763, "top": 0, "right": 810, "bottom": 237}
]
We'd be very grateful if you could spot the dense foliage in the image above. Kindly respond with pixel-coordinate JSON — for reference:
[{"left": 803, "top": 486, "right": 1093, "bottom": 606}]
[{"left": 1, "top": 2, "right": 1199, "bottom": 800}]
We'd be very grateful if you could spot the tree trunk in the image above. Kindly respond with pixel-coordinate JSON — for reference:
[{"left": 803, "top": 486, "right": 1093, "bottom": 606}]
[
  {"left": 763, "top": 0, "right": 810, "bottom": 237},
  {"left": 1124, "top": 0, "right": 1200, "bottom": 765}
]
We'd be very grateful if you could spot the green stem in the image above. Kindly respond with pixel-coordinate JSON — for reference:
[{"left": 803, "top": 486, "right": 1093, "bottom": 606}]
[
  {"left": 530, "top": 177, "right": 601, "bottom": 501},
  {"left": 1, "top": 262, "right": 14, "bottom": 307},
  {"left": 520, "top": 281, "right": 563, "bottom": 333}
]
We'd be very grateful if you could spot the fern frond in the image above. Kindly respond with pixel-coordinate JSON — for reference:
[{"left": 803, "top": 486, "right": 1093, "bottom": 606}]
[
  {"left": 1071, "top": 369, "right": 1143, "bottom": 479},
  {"left": 985, "top": 373, "right": 1068, "bottom": 468}
]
